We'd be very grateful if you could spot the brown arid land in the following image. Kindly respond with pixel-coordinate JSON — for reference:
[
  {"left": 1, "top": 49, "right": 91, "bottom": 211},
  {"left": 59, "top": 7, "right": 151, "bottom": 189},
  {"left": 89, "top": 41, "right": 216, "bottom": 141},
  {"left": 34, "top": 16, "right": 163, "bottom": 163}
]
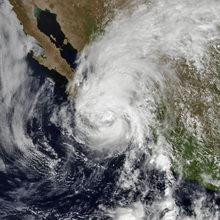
[{"left": 8, "top": 0, "right": 134, "bottom": 81}]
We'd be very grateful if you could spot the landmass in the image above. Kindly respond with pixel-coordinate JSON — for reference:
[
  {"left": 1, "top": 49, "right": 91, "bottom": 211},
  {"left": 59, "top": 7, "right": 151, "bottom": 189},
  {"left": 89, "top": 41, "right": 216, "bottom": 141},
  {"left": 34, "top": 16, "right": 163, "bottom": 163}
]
[
  {"left": 8, "top": 0, "right": 130, "bottom": 81},
  {"left": 8, "top": 0, "right": 220, "bottom": 192}
]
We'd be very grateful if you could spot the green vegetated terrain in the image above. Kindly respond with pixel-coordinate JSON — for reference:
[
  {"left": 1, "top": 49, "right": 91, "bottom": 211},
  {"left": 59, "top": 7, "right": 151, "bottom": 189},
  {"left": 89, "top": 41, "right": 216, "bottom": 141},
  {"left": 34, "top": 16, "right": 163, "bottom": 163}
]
[
  {"left": 33, "top": 6, "right": 220, "bottom": 193},
  {"left": 154, "top": 47, "right": 220, "bottom": 192},
  {"left": 9, "top": 0, "right": 220, "bottom": 193}
]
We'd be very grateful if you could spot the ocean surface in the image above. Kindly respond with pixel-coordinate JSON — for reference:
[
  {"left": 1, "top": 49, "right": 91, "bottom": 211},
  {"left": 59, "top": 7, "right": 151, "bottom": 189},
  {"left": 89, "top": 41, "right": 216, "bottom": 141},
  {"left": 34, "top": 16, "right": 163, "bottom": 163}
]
[{"left": 1, "top": 0, "right": 220, "bottom": 219}]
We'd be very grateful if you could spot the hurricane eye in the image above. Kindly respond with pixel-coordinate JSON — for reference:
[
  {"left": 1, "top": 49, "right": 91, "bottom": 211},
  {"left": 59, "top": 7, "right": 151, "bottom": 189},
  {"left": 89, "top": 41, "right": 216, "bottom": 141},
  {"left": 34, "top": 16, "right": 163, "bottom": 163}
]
[{"left": 100, "top": 111, "right": 114, "bottom": 124}]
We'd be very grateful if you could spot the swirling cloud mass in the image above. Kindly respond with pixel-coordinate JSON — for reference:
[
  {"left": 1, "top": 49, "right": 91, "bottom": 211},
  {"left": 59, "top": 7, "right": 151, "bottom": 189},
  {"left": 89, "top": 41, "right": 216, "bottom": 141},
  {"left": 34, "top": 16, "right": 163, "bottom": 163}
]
[
  {"left": 1, "top": 0, "right": 220, "bottom": 219},
  {"left": 70, "top": 0, "right": 220, "bottom": 154}
]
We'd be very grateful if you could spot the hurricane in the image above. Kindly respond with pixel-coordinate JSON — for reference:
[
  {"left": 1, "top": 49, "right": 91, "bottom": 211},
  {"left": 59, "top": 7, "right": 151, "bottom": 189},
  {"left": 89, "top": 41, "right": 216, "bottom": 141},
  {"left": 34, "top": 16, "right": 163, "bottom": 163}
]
[
  {"left": 1, "top": 0, "right": 220, "bottom": 219},
  {"left": 71, "top": 0, "right": 220, "bottom": 153}
]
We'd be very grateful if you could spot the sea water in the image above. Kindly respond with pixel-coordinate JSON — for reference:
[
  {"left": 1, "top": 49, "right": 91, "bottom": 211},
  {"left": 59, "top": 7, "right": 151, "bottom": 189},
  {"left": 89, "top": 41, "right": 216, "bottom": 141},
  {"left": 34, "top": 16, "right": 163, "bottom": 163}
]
[{"left": 1, "top": 0, "right": 220, "bottom": 219}]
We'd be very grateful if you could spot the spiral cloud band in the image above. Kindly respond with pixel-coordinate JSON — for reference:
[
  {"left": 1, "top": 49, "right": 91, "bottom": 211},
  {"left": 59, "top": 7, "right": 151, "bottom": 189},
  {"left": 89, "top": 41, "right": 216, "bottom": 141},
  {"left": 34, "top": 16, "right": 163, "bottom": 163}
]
[{"left": 69, "top": 0, "right": 220, "bottom": 155}]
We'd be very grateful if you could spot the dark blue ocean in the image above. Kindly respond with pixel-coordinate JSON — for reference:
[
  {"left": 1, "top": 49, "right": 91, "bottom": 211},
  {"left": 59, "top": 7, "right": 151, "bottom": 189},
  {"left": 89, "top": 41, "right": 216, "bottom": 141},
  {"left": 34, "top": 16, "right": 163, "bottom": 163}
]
[{"left": 1, "top": 0, "right": 220, "bottom": 219}]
